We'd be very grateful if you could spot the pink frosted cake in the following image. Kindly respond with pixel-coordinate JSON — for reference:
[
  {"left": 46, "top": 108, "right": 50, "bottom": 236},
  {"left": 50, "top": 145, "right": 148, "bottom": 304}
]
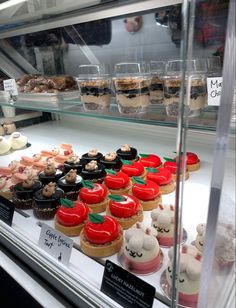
[
  {"left": 166, "top": 245, "right": 202, "bottom": 305},
  {"left": 122, "top": 222, "right": 161, "bottom": 274},
  {"left": 151, "top": 204, "right": 183, "bottom": 246}
]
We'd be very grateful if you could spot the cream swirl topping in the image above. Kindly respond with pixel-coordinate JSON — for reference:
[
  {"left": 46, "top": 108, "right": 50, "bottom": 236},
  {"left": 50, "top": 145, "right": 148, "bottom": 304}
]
[
  {"left": 85, "top": 160, "right": 98, "bottom": 171},
  {"left": 105, "top": 151, "right": 117, "bottom": 161},
  {"left": 88, "top": 149, "right": 98, "bottom": 157},
  {"left": 121, "top": 144, "right": 131, "bottom": 152}
]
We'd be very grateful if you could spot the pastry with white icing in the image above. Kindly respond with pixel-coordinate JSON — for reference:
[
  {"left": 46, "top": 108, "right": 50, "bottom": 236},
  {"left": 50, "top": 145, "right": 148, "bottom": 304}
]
[
  {"left": 10, "top": 132, "right": 28, "bottom": 150},
  {"left": 0, "top": 136, "right": 11, "bottom": 154}
]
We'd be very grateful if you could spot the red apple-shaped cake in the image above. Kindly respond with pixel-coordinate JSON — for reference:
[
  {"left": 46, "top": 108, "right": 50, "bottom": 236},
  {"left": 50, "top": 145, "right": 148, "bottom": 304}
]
[
  {"left": 139, "top": 154, "right": 162, "bottom": 168},
  {"left": 79, "top": 180, "right": 109, "bottom": 213},
  {"left": 55, "top": 198, "right": 89, "bottom": 236},
  {"left": 132, "top": 177, "right": 162, "bottom": 211},
  {"left": 80, "top": 213, "right": 123, "bottom": 258},
  {"left": 177, "top": 152, "right": 200, "bottom": 172},
  {"left": 103, "top": 169, "right": 132, "bottom": 195},
  {"left": 121, "top": 160, "right": 146, "bottom": 180},
  {"left": 146, "top": 167, "right": 175, "bottom": 194},
  {"left": 163, "top": 157, "right": 189, "bottom": 181},
  {"left": 106, "top": 194, "right": 143, "bottom": 229}
]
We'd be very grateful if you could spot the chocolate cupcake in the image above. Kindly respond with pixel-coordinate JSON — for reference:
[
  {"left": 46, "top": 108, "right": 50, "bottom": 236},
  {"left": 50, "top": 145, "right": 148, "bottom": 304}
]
[
  {"left": 63, "top": 154, "right": 87, "bottom": 175},
  {"left": 81, "top": 160, "right": 106, "bottom": 183},
  {"left": 39, "top": 163, "right": 63, "bottom": 185},
  {"left": 116, "top": 144, "right": 138, "bottom": 161},
  {"left": 58, "top": 169, "right": 82, "bottom": 200},
  {"left": 82, "top": 149, "right": 103, "bottom": 163},
  {"left": 12, "top": 177, "right": 42, "bottom": 209},
  {"left": 33, "top": 182, "right": 64, "bottom": 219},
  {"left": 100, "top": 151, "right": 122, "bottom": 171}
]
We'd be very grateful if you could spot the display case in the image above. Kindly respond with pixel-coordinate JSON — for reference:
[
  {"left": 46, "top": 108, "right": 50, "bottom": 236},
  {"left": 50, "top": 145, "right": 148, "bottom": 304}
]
[{"left": 0, "top": 1, "right": 235, "bottom": 307}]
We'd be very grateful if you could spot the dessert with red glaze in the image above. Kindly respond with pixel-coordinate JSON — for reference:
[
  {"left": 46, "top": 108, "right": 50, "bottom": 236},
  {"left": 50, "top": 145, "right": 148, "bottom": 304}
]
[
  {"left": 58, "top": 169, "right": 82, "bottom": 200},
  {"left": 116, "top": 144, "right": 138, "bottom": 161},
  {"left": 79, "top": 180, "right": 109, "bottom": 213},
  {"left": 82, "top": 148, "right": 103, "bottom": 163},
  {"left": 163, "top": 157, "right": 189, "bottom": 181},
  {"left": 175, "top": 152, "right": 200, "bottom": 172},
  {"left": 132, "top": 177, "right": 162, "bottom": 211},
  {"left": 80, "top": 213, "right": 123, "bottom": 257},
  {"left": 103, "top": 169, "right": 132, "bottom": 195},
  {"left": 33, "top": 182, "right": 64, "bottom": 219},
  {"left": 55, "top": 198, "right": 89, "bottom": 236},
  {"left": 39, "top": 163, "right": 63, "bottom": 185},
  {"left": 121, "top": 160, "right": 146, "bottom": 180},
  {"left": 146, "top": 167, "right": 175, "bottom": 194},
  {"left": 139, "top": 154, "right": 162, "bottom": 168},
  {"left": 106, "top": 194, "right": 143, "bottom": 229},
  {"left": 100, "top": 151, "right": 122, "bottom": 171},
  {"left": 12, "top": 175, "right": 41, "bottom": 209},
  {"left": 122, "top": 223, "right": 161, "bottom": 274},
  {"left": 63, "top": 154, "right": 87, "bottom": 175},
  {"left": 81, "top": 160, "right": 106, "bottom": 183}
]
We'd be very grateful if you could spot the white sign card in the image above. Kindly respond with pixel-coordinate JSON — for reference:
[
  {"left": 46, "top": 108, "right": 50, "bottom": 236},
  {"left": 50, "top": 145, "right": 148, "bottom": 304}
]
[
  {"left": 207, "top": 77, "right": 223, "bottom": 106},
  {"left": 3, "top": 79, "right": 18, "bottom": 96},
  {"left": 38, "top": 223, "right": 73, "bottom": 265}
]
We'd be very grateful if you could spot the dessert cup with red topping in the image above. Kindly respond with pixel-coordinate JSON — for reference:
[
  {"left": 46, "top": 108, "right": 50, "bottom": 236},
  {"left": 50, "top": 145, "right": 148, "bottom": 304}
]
[
  {"left": 163, "top": 157, "right": 189, "bottom": 181},
  {"left": 63, "top": 154, "right": 87, "bottom": 175},
  {"left": 121, "top": 160, "right": 146, "bottom": 180},
  {"left": 146, "top": 167, "right": 175, "bottom": 194},
  {"left": 100, "top": 151, "right": 122, "bottom": 171},
  {"left": 116, "top": 144, "right": 138, "bottom": 161},
  {"left": 132, "top": 177, "right": 162, "bottom": 211},
  {"left": 139, "top": 154, "right": 162, "bottom": 168},
  {"left": 119, "top": 223, "right": 162, "bottom": 274},
  {"left": 80, "top": 213, "right": 123, "bottom": 258},
  {"left": 104, "top": 169, "right": 132, "bottom": 195},
  {"left": 12, "top": 177, "right": 42, "bottom": 209},
  {"left": 106, "top": 194, "right": 143, "bottom": 229},
  {"left": 81, "top": 160, "right": 106, "bottom": 183},
  {"left": 54, "top": 198, "right": 89, "bottom": 236},
  {"left": 79, "top": 180, "right": 109, "bottom": 213},
  {"left": 58, "top": 169, "right": 82, "bottom": 200},
  {"left": 82, "top": 149, "right": 103, "bottom": 163},
  {"left": 39, "top": 163, "right": 63, "bottom": 185},
  {"left": 33, "top": 182, "right": 64, "bottom": 219}
]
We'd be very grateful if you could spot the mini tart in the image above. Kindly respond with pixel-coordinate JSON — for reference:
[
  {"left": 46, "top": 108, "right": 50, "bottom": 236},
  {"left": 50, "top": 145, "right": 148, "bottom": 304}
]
[
  {"left": 63, "top": 157, "right": 87, "bottom": 175},
  {"left": 82, "top": 151, "right": 103, "bottom": 163},
  {"left": 100, "top": 154, "right": 122, "bottom": 171},
  {"left": 139, "top": 154, "right": 162, "bottom": 168},
  {"left": 33, "top": 184, "right": 64, "bottom": 219},
  {"left": 146, "top": 167, "right": 175, "bottom": 194},
  {"left": 106, "top": 194, "right": 143, "bottom": 230},
  {"left": 103, "top": 169, "right": 132, "bottom": 195},
  {"left": 81, "top": 162, "right": 106, "bottom": 183},
  {"left": 12, "top": 180, "right": 41, "bottom": 209},
  {"left": 54, "top": 199, "right": 89, "bottom": 236},
  {"left": 39, "top": 169, "right": 63, "bottom": 185},
  {"left": 57, "top": 174, "right": 82, "bottom": 201},
  {"left": 79, "top": 180, "right": 109, "bottom": 213},
  {"left": 186, "top": 152, "right": 200, "bottom": 172},
  {"left": 80, "top": 214, "right": 123, "bottom": 258},
  {"left": 163, "top": 158, "right": 189, "bottom": 181},
  {"left": 116, "top": 146, "right": 138, "bottom": 161},
  {"left": 121, "top": 160, "right": 146, "bottom": 180},
  {"left": 132, "top": 177, "right": 162, "bottom": 211}
]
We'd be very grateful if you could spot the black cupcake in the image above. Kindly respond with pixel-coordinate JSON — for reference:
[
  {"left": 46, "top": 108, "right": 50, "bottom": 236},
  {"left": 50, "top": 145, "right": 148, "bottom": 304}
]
[
  {"left": 81, "top": 160, "right": 106, "bottom": 183},
  {"left": 82, "top": 149, "right": 103, "bottom": 163},
  {"left": 12, "top": 179, "right": 42, "bottom": 209},
  {"left": 39, "top": 163, "right": 63, "bottom": 185},
  {"left": 58, "top": 169, "right": 83, "bottom": 201},
  {"left": 63, "top": 154, "right": 87, "bottom": 175},
  {"left": 100, "top": 151, "right": 122, "bottom": 171},
  {"left": 116, "top": 144, "right": 138, "bottom": 161},
  {"left": 33, "top": 182, "right": 64, "bottom": 219}
]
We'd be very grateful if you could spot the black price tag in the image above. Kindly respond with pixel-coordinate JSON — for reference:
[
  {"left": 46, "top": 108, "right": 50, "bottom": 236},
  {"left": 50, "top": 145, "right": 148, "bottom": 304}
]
[
  {"left": 101, "top": 260, "right": 156, "bottom": 308},
  {"left": 0, "top": 196, "right": 15, "bottom": 226}
]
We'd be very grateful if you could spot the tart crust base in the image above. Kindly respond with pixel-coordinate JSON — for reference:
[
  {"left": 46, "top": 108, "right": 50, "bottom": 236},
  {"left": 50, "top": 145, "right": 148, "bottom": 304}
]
[
  {"left": 172, "top": 170, "right": 189, "bottom": 181},
  {"left": 105, "top": 181, "right": 132, "bottom": 196},
  {"left": 159, "top": 180, "right": 176, "bottom": 194},
  {"left": 80, "top": 229, "right": 123, "bottom": 258},
  {"left": 82, "top": 198, "right": 109, "bottom": 214},
  {"left": 54, "top": 218, "right": 85, "bottom": 236},
  {"left": 106, "top": 205, "right": 144, "bottom": 229},
  {"left": 187, "top": 161, "right": 200, "bottom": 172},
  {"left": 139, "top": 194, "right": 162, "bottom": 211}
]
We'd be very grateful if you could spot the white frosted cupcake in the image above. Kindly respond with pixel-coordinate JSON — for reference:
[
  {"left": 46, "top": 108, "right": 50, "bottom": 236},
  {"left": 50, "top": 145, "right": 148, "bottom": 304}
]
[
  {"left": 10, "top": 132, "right": 28, "bottom": 150},
  {"left": 0, "top": 136, "right": 11, "bottom": 154}
]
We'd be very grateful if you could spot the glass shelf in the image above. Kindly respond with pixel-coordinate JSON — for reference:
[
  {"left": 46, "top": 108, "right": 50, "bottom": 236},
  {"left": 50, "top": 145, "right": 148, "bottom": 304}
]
[{"left": 0, "top": 97, "right": 218, "bottom": 131}]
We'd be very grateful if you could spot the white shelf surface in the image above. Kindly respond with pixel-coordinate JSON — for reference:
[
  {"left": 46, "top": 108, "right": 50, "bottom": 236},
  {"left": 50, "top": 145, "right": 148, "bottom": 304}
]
[{"left": 0, "top": 117, "right": 235, "bottom": 308}]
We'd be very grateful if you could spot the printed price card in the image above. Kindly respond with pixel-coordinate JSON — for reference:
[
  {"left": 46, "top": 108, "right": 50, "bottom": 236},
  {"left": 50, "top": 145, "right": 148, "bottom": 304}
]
[
  {"left": 0, "top": 196, "right": 15, "bottom": 226},
  {"left": 38, "top": 223, "right": 73, "bottom": 265},
  {"left": 207, "top": 77, "right": 223, "bottom": 106},
  {"left": 3, "top": 79, "right": 18, "bottom": 96}
]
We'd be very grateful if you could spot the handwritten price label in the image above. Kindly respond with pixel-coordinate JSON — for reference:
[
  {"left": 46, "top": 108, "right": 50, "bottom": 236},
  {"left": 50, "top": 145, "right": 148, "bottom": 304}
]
[
  {"left": 38, "top": 224, "right": 73, "bottom": 265},
  {"left": 207, "top": 77, "right": 222, "bottom": 106},
  {"left": 3, "top": 79, "right": 18, "bottom": 96}
]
